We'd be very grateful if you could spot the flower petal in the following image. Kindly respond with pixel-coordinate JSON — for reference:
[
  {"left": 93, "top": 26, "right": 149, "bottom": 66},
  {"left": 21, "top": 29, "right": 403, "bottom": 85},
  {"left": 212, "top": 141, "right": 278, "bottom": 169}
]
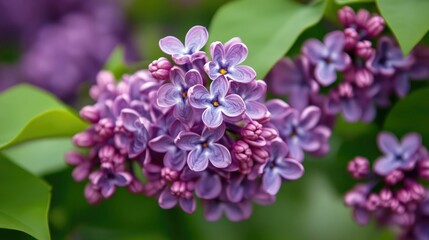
[
  {"left": 270, "top": 140, "right": 289, "bottom": 159},
  {"left": 208, "top": 144, "right": 231, "bottom": 168},
  {"left": 262, "top": 169, "right": 282, "bottom": 195},
  {"left": 170, "top": 67, "right": 186, "bottom": 86},
  {"left": 188, "top": 84, "right": 211, "bottom": 109},
  {"left": 173, "top": 101, "right": 193, "bottom": 123},
  {"left": 120, "top": 109, "right": 143, "bottom": 132},
  {"left": 202, "top": 123, "right": 225, "bottom": 142},
  {"left": 114, "top": 172, "right": 132, "bottom": 187},
  {"left": 245, "top": 101, "right": 268, "bottom": 120},
  {"left": 288, "top": 137, "right": 304, "bottom": 162},
  {"left": 211, "top": 75, "right": 229, "bottom": 99},
  {"left": 378, "top": 132, "right": 400, "bottom": 155},
  {"left": 324, "top": 31, "right": 345, "bottom": 54},
  {"left": 373, "top": 155, "right": 402, "bottom": 176},
  {"left": 203, "top": 200, "right": 222, "bottom": 221},
  {"left": 210, "top": 41, "right": 225, "bottom": 65},
  {"left": 220, "top": 94, "right": 245, "bottom": 118},
  {"left": 342, "top": 99, "right": 362, "bottom": 122},
  {"left": 202, "top": 107, "right": 223, "bottom": 128},
  {"left": 276, "top": 158, "right": 304, "bottom": 180},
  {"left": 185, "top": 25, "right": 208, "bottom": 53},
  {"left": 185, "top": 69, "right": 203, "bottom": 86},
  {"left": 164, "top": 149, "right": 187, "bottom": 171},
  {"left": 401, "top": 132, "right": 421, "bottom": 156},
  {"left": 159, "top": 189, "right": 178, "bottom": 209},
  {"left": 179, "top": 197, "right": 196, "bottom": 214},
  {"left": 224, "top": 202, "right": 249, "bottom": 222},
  {"left": 149, "top": 135, "right": 174, "bottom": 153},
  {"left": 157, "top": 83, "right": 181, "bottom": 107},
  {"left": 159, "top": 36, "right": 185, "bottom": 55},
  {"left": 228, "top": 65, "right": 256, "bottom": 83},
  {"left": 299, "top": 106, "right": 321, "bottom": 131},
  {"left": 187, "top": 148, "right": 209, "bottom": 171},
  {"left": 225, "top": 43, "right": 248, "bottom": 66},
  {"left": 315, "top": 62, "right": 337, "bottom": 86},
  {"left": 266, "top": 99, "right": 290, "bottom": 120},
  {"left": 195, "top": 173, "right": 222, "bottom": 199},
  {"left": 302, "top": 39, "right": 326, "bottom": 63},
  {"left": 175, "top": 131, "right": 201, "bottom": 151},
  {"left": 206, "top": 61, "right": 221, "bottom": 80}
]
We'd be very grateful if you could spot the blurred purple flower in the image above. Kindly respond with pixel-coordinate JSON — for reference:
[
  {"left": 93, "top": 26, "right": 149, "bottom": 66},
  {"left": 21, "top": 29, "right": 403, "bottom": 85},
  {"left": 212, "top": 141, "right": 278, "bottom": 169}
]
[{"left": 302, "top": 31, "right": 351, "bottom": 86}]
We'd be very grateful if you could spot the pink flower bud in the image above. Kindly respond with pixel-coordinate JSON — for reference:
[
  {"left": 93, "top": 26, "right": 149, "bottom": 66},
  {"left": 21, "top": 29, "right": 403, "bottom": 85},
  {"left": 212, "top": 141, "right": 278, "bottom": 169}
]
[
  {"left": 347, "top": 156, "right": 370, "bottom": 179},
  {"left": 85, "top": 184, "right": 102, "bottom": 204},
  {"left": 128, "top": 179, "right": 144, "bottom": 194},
  {"left": 80, "top": 105, "right": 100, "bottom": 123},
  {"left": 418, "top": 159, "right": 429, "bottom": 180},
  {"left": 161, "top": 167, "right": 179, "bottom": 182},
  {"left": 73, "top": 132, "right": 95, "bottom": 147},
  {"left": 365, "top": 193, "right": 380, "bottom": 211},
  {"left": 355, "top": 68, "right": 374, "bottom": 88},
  {"left": 252, "top": 147, "right": 269, "bottom": 163},
  {"left": 261, "top": 127, "right": 278, "bottom": 141},
  {"left": 366, "top": 16, "right": 385, "bottom": 37},
  {"left": 356, "top": 9, "right": 370, "bottom": 28},
  {"left": 241, "top": 121, "right": 263, "bottom": 140},
  {"left": 384, "top": 169, "right": 404, "bottom": 185},
  {"left": 355, "top": 40, "right": 374, "bottom": 59},
  {"left": 339, "top": 83, "right": 354, "bottom": 98},
  {"left": 66, "top": 151, "right": 85, "bottom": 165},
  {"left": 344, "top": 28, "right": 359, "bottom": 50},
  {"left": 338, "top": 6, "right": 356, "bottom": 27},
  {"left": 149, "top": 57, "right": 173, "bottom": 80},
  {"left": 99, "top": 145, "right": 115, "bottom": 162},
  {"left": 95, "top": 118, "right": 115, "bottom": 138}
]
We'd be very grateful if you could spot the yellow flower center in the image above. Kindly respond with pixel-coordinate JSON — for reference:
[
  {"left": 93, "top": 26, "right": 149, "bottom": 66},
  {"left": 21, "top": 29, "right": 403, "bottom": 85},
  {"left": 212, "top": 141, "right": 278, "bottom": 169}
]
[
  {"left": 219, "top": 68, "right": 227, "bottom": 75},
  {"left": 181, "top": 91, "right": 187, "bottom": 98},
  {"left": 212, "top": 101, "right": 220, "bottom": 107},
  {"left": 202, "top": 142, "right": 208, "bottom": 148}
]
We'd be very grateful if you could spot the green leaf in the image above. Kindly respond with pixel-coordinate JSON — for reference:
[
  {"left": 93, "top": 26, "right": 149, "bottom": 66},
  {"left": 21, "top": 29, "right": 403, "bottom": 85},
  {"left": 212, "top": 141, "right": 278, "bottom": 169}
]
[
  {"left": 384, "top": 87, "right": 429, "bottom": 145},
  {"left": 376, "top": 0, "right": 429, "bottom": 55},
  {"left": 0, "top": 154, "right": 51, "bottom": 240},
  {"left": 0, "top": 84, "right": 88, "bottom": 149},
  {"left": 208, "top": 0, "right": 326, "bottom": 78},
  {"left": 2, "top": 138, "right": 73, "bottom": 176},
  {"left": 104, "top": 46, "right": 129, "bottom": 79},
  {"left": 336, "top": 0, "right": 373, "bottom": 4}
]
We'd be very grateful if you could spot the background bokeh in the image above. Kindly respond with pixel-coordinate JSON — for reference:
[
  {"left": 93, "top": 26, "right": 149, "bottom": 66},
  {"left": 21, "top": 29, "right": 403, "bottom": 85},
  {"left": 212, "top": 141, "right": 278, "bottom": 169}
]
[{"left": 1, "top": 0, "right": 422, "bottom": 239}]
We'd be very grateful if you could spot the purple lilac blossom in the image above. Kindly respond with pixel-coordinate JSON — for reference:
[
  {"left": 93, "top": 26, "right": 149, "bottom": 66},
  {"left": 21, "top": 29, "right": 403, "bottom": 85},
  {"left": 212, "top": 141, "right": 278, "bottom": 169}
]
[
  {"left": 0, "top": 0, "right": 137, "bottom": 100},
  {"left": 344, "top": 131, "right": 429, "bottom": 239},
  {"left": 69, "top": 25, "right": 304, "bottom": 222}
]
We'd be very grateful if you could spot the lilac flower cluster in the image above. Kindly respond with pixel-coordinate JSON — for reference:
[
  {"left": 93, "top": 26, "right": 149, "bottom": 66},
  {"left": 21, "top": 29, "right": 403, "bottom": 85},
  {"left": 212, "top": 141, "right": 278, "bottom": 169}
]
[
  {"left": 68, "top": 26, "right": 306, "bottom": 221},
  {"left": 0, "top": 0, "right": 136, "bottom": 100},
  {"left": 266, "top": 6, "right": 429, "bottom": 124},
  {"left": 344, "top": 131, "right": 429, "bottom": 239}
]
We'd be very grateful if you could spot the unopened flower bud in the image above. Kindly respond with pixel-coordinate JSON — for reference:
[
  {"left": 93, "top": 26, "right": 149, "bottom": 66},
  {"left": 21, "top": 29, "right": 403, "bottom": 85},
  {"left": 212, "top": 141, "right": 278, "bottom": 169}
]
[
  {"left": 384, "top": 169, "right": 404, "bottom": 185},
  {"left": 355, "top": 40, "right": 374, "bottom": 60},
  {"left": 355, "top": 68, "right": 374, "bottom": 88},
  {"left": 252, "top": 147, "right": 269, "bottom": 163},
  {"left": 338, "top": 6, "right": 356, "bottom": 27},
  {"left": 241, "top": 121, "right": 263, "bottom": 141},
  {"left": 348, "top": 156, "right": 370, "bottom": 179},
  {"left": 366, "top": 16, "right": 385, "bottom": 37},
  {"left": 356, "top": 9, "right": 370, "bottom": 28},
  {"left": 73, "top": 132, "right": 95, "bottom": 147},
  {"left": 80, "top": 105, "right": 100, "bottom": 123},
  {"left": 149, "top": 57, "right": 173, "bottom": 80},
  {"left": 344, "top": 28, "right": 359, "bottom": 50}
]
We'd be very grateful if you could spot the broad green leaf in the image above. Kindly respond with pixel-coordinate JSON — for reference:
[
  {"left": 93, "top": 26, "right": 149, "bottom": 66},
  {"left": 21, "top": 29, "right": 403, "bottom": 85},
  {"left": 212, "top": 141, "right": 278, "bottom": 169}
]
[
  {"left": 0, "top": 155, "right": 51, "bottom": 240},
  {"left": 336, "top": 0, "right": 373, "bottom": 4},
  {"left": 376, "top": 0, "right": 429, "bottom": 55},
  {"left": 2, "top": 138, "right": 73, "bottom": 176},
  {"left": 209, "top": 0, "right": 326, "bottom": 78},
  {"left": 0, "top": 84, "right": 87, "bottom": 149},
  {"left": 384, "top": 87, "right": 429, "bottom": 145}
]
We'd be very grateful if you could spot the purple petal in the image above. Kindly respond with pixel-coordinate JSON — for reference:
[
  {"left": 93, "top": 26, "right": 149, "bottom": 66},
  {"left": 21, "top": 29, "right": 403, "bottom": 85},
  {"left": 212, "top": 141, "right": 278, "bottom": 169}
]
[
  {"left": 175, "top": 131, "right": 201, "bottom": 151},
  {"left": 299, "top": 106, "right": 321, "bottom": 131},
  {"left": 224, "top": 202, "right": 249, "bottom": 222},
  {"left": 179, "top": 198, "right": 196, "bottom": 214},
  {"left": 187, "top": 148, "right": 209, "bottom": 171},
  {"left": 208, "top": 144, "right": 231, "bottom": 168},
  {"left": 159, "top": 36, "right": 185, "bottom": 55},
  {"left": 210, "top": 41, "right": 225, "bottom": 65},
  {"left": 188, "top": 84, "right": 211, "bottom": 109},
  {"left": 245, "top": 101, "right": 268, "bottom": 119},
  {"left": 228, "top": 66, "right": 256, "bottom": 83},
  {"left": 185, "top": 25, "right": 208, "bottom": 53},
  {"left": 202, "top": 107, "right": 223, "bottom": 128},
  {"left": 333, "top": 52, "right": 351, "bottom": 71},
  {"left": 211, "top": 75, "right": 229, "bottom": 99},
  {"left": 164, "top": 149, "right": 187, "bottom": 171},
  {"left": 299, "top": 132, "right": 321, "bottom": 152},
  {"left": 114, "top": 172, "right": 132, "bottom": 187},
  {"left": 224, "top": 37, "right": 242, "bottom": 52},
  {"left": 120, "top": 109, "right": 142, "bottom": 132},
  {"left": 202, "top": 124, "right": 225, "bottom": 142},
  {"left": 206, "top": 61, "right": 221, "bottom": 80},
  {"left": 373, "top": 156, "right": 402, "bottom": 175},
  {"left": 302, "top": 39, "right": 326, "bottom": 63},
  {"left": 226, "top": 178, "right": 244, "bottom": 203},
  {"left": 315, "top": 62, "right": 337, "bottom": 86},
  {"left": 174, "top": 101, "right": 193, "bottom": 123},
  {"left": 395, "top": 73, "right": 410, "bottom": 98},
  {"left": 149, "top": 135, "right": 174, "bottom": 153},
  {"left": 157, "top": 83, "right": 180, "bottom": 107},
  {"left": 324, "top": 31, "right": 345, "bottom": 54},
  {"left": 185, "top": 69, "right": 203, "bottom": 86},
  {"left": 195, "top": 173, "right": 222, "bottom": 199},
  {"left": 204, "top": 200, "right": 222, "bottom": 221},
  {"left": 266, "top": 99, "right": 290, "bottom": 120},
  {"left": 101, "top": 183, "right": 115, "bottom": 198},
  {"left": 288, "top": 137, "right": 304, "bottom": 162},
  {"left": 159, "top": 189, "right": 178, "bottom": 209},
  {"left": 270, "top": 140, "right": 289, "bottom": 159},
  {"left": 170, "top": 67, "right": 186, "bottom": 86},
  {"left": 353, "top": 208, "right": 370, "bottom": 225},
  {"left": 220, "top": 94, "right": 245, "bottom": 117},
  {"left": 342, "top": 99, "right": 362, "bottom": 122},
  {"left": 378, "top": 132, "right": 400, "bottom": 155},
  {"left": 262, "top": 169, "right": 282, "bottom": 195},
  {"left": 276, "top": 158, "right": 304, "bottom": 180},
  {"left": 401, "top": 133, "right": 421, "bottom": 156},
  {"left": 225, "top": 43, "right": 248, "bottom": 66}
]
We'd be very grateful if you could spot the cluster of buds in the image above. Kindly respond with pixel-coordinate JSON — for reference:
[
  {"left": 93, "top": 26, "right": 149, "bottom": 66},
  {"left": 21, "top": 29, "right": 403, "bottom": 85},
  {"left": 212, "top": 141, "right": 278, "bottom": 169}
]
[
  {"left": 344, "top": 132, "right": 429, "bottom": 239},
  {"left": 266, "top": 6, "right": 429, "bottom": 124},
  {"left": 68, "top": 26, "right": 306, "bottom": 221}
]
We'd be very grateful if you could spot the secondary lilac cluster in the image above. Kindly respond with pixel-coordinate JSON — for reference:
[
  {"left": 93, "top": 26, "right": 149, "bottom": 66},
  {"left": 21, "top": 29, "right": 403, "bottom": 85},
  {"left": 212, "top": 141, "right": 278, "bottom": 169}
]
[
  {"left": 68, "top": 26, "right": 305, "bottom": 221},
  {"left": 0, "top": 0, "right": 136, "bottom": 100},
  {"left": 344, "top": 131, "right": 429, "bottom": 239},
  {"left": 266, "top": 6, "right": 429, "bottom": 124}
]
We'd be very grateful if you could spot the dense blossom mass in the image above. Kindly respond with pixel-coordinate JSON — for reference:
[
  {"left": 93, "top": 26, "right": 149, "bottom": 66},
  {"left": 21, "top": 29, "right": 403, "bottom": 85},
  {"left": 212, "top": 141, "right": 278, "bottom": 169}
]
[
  {"left": 68, "top": 26, "right": 311, "bottom": 221},
  {"left": 266, "top": 6, "right": 429, "bottom": 124},
  {"left": 345, "top": 131, "right": 429, "bottom": 240}
]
